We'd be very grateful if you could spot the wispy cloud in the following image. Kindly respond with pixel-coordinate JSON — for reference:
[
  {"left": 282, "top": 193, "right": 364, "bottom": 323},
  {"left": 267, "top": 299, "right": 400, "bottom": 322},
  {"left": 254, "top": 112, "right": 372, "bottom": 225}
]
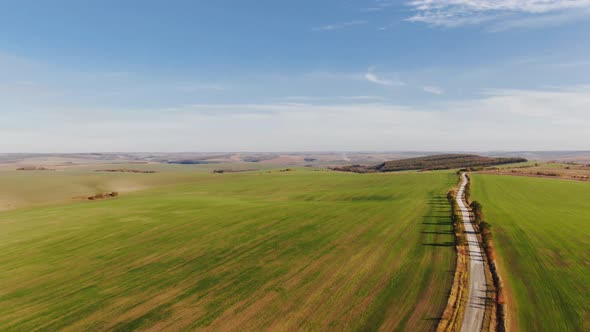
[
  {"left": 406, "top": 0, "right": 590, "bottom": 29},
  {"left": 4, "top": 85, "right": 589, "bottom": 152},
  {"left": 312, "top": 20, "right": 367, "bottom": 31},
  {"left": 362, "top": 0, "right": 396, "bottom": 12},
  {"left": 423, "top": 85, "right": 444, "bottom": 95},
  {"left": 364, "top": 68, "right": 405, "bottom": 86},
  {"left": 486, "top": 8, "right": 590, "bottom": 31}
]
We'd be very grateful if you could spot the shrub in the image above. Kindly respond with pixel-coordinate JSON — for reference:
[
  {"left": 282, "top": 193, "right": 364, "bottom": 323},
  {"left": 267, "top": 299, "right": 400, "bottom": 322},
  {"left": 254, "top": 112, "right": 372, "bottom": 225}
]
[
  {"left": 497, "top": 287, "right": 506, "bottom": 304},
  {"left": 456, "top": 234, "right": 467, "bottom": 246}
]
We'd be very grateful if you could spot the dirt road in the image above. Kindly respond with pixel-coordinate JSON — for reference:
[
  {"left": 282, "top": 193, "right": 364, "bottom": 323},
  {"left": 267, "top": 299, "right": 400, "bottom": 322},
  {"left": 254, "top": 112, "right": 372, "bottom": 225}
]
[{"left": 458, "top": 173, "right": 487, "bottom": 332}]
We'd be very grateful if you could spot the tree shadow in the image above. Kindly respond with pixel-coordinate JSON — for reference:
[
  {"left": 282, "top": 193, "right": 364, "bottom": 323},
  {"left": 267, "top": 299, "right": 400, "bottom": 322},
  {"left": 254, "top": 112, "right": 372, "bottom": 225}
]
[
  {"left": 423, "top": 316, "right": 442, "bottom": 322},
  {"left": 422, "top": 242, "right": 454, "bottom": 247},
  {"left": 421, "top": 230, "right": 453, "bottom": 235},
  {"left": 422, "top": 221, "right": 452, "bottom": 225},
  {"left": 422, "top": 194, "right": 454, "bottom": 247}
]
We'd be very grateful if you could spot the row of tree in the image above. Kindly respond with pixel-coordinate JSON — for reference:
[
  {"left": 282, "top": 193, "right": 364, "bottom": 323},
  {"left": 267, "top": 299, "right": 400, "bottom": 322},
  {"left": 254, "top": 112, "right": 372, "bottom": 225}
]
[
  {"left": 438, "top": 178, "right": 471, "bottom": 332},
  {"left": 465, "top": 174, "right": 506, "bottom": 332},
  {"left": 447, "top": 189, "right": 467, "bottom": 246}
]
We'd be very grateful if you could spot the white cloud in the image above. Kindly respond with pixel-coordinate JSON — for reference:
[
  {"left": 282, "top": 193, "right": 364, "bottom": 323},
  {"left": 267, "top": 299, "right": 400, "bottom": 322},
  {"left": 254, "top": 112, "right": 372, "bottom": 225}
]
[
  {"left": 409, "top": 0, "right": 590, "bottom": 13},
  {"left": 363, "top": 0, "right": 396, "bottom": 12},
  {"left": 312, "top": 20, "right": 367, "bottom": 31},
  {"left": 423, "top": 85, "right": 444, "bottom": 94},
  {"left": 2, "top": 53, "right": 588, "bottom": 152},
  {"left": 487, "top": 8, "right": 590, "bottom": 31},
  {"left": 2, "top": 86, "right": 589, "bottom": 152},
  {"left": 364, "top": 69, "right": 405, "bottom": 86},
  {"left": 406, "top": 0, "right": 590, "bottom": 28},
  {"left": 365, "top": 72, "right": 391, "bottom": 85}
]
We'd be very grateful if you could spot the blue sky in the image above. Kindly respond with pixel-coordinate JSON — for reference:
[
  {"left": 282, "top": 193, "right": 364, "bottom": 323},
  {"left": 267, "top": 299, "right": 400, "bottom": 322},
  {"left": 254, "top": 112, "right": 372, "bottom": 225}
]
[{"left": 1, "top": 0, "right": 590, "bottom": 152}]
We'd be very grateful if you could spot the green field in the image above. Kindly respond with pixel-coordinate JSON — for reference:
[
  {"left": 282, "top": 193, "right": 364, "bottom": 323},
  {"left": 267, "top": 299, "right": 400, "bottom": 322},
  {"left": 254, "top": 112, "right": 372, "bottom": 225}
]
[
  {"left": 0, "top": 167, "right": 456, "bottom": 331},
  {"left": 0, "top": 163, "right": 278, "bottom": 211},
  {"left": 471, "top": 174, "right": 590, "bottom": 332}
]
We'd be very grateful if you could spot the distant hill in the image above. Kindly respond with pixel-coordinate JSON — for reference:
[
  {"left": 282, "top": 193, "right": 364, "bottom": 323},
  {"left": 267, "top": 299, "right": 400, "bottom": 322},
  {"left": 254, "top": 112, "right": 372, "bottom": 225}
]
[{"left": 331, "top": 154, "right": 527, "bottom": 173}]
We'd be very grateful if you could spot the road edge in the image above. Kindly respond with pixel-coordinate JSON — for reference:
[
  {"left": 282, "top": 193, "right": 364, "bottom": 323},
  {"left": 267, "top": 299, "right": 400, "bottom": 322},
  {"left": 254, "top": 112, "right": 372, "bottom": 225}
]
[{"left": 436, "top": 172, "right": 470, "bottom": 332}]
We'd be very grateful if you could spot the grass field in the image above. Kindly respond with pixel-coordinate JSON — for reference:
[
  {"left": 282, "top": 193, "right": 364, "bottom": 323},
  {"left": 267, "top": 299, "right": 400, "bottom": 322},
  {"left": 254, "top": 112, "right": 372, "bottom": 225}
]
[
  {"left": 0, "top": 163, "right": 278, "bottom": 211},
  {"left": 0, "top": 167, "right": 456, "bottom": 331},
  {"left": 471, "top": 174, "right": 590, "bottom": 332}
]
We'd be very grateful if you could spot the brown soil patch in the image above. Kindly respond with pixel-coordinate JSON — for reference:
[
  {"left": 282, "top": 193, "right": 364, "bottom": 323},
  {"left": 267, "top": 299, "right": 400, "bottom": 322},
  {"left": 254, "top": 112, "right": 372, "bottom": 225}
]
[
  {"left": 0, "top": 198, "right": 18, "bottom": 211},
  {"left": 496, "top": 256, "right": 518, "bottom": 332},
  {"left": 95, "top": 169, "right": 157, "bottom": 174},
  {"left": 87, "top": 192, "right": 119, "bottom": 200},
  {"left": 480, "top": 163, "right": 590, "bottom": 182}
]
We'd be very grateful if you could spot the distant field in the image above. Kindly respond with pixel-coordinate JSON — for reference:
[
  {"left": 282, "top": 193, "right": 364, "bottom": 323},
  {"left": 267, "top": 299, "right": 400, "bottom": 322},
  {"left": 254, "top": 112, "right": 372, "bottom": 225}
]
[
  {"left": 0, "top": 167, "right": 456, "bottom": 331},
  {"left": 481, "top": 161, "right": 590, "bottom": 182},
  {"left": 471, "top": 174, "right": 590, "bottom": 331},
  {"left": 0, "top": 163, "right": 278, "bottom": 211}
]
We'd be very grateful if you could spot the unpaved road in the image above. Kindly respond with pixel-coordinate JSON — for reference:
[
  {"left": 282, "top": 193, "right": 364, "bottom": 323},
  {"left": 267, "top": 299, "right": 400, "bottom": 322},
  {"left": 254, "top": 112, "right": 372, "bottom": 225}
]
[{"left": 458, "top": 173, "right": 487, "bottom": 332}]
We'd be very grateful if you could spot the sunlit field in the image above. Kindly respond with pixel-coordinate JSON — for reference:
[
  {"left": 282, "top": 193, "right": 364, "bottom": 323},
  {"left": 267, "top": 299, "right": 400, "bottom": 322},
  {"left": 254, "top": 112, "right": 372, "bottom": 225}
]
[
  {"left": 472, "top": 174, "right": 590, "bottom": 332},
  {"left": 0, "top": 167, "right": 456, "bottom": 331}
]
